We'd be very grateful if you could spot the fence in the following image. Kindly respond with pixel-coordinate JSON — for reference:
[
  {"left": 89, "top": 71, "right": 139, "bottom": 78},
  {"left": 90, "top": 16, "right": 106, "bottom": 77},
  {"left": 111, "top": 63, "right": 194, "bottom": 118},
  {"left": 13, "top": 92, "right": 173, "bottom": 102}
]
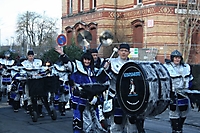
[{"left": 1, "top": 43, "right": 200, "bottom": 64}]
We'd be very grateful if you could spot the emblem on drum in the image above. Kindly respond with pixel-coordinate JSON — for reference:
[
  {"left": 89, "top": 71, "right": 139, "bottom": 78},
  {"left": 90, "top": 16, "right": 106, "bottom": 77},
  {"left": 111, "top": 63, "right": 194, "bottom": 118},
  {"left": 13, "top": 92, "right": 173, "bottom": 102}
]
[
  {"left": 116, "top": 62, "right": 148, "bottom": 115},
  {"left": 128, "top": 78, "right": 138, "bottom": 97}
]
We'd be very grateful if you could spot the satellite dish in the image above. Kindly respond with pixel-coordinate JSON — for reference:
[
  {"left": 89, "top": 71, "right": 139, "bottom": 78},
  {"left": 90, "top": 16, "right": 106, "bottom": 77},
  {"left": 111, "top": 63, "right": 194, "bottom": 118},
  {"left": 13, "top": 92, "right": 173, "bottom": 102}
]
[{"left": 77, "top": 30, "right": 92, "bottom": 47}]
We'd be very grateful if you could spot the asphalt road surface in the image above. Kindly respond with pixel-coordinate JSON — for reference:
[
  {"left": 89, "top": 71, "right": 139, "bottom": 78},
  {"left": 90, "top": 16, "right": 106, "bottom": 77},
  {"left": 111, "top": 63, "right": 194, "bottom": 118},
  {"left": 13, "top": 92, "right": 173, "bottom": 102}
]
[{"left": 1, "top": 97, "right": 200, "bottom": 133}]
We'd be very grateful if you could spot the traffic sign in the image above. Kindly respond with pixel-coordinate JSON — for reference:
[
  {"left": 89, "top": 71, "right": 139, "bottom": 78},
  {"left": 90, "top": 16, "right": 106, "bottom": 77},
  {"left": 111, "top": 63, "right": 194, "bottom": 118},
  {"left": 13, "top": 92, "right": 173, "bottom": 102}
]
[
  {"left": 129, "top": 48, "right": 139, "bottom": 58},
  {"left": 56, "top": 34, "right": 67, "bottom": 46}
]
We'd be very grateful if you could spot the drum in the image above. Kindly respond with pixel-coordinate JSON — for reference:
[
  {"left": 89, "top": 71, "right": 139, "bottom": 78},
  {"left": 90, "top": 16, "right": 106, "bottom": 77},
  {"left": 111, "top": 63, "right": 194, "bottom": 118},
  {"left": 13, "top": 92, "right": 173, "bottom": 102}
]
[
  {"left": 27, "top": 78, "right": 46, "bottom": 97},
  {"left": 43, "top": 76, "right": 59, "bottom": 93},
  {"left": 81, "top": 84, "right": 109, "bottom": 99},
  {"left": 116, "top": 61, "right": 171, "bottom": 117}
]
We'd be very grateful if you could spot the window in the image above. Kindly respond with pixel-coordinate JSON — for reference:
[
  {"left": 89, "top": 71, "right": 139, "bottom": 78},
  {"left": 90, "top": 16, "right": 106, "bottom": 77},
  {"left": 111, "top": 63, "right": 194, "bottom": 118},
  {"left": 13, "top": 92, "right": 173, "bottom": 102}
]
[
  {"left": 69, "top": 0, "right": 73, "bottom": 14},
  {"left": 79, "top": 0, "right": 84, "bottom": 12},
  {"left": 92, "top": 0, "right": 96, "bottom": 9},
  {"left": 137, "top": 0, "right": 142, "bottom": 5},
  {"left": 188, "top": 0, "right": 196, "bottom": 4}
]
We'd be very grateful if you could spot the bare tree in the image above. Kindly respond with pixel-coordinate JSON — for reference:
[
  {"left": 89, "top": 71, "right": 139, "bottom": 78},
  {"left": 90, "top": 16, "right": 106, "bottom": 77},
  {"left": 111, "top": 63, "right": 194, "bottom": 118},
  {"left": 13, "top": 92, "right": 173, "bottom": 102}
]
[
  {"left": 16, "top": 11, "right": 59, "bottom": 54},
  {"left": 177, "top": 0, "right": 200, "bottom": 63}
]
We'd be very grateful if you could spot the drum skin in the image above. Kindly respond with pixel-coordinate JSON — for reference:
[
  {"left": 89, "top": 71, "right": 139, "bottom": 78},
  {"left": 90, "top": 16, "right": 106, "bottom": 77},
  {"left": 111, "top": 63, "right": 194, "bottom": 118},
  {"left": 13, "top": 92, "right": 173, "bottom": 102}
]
[
  {"left": 27, "top": 78, "right": 46, "bottom": 97},
  {"left": 116, "top": 61, "right": 171, "bottom": 117}
]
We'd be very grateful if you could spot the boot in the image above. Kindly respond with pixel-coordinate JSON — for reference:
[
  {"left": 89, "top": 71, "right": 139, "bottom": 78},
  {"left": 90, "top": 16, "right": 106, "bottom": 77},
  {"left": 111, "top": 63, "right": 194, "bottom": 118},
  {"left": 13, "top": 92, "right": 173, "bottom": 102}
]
[
  {"left": 7, "top": 92, "right": 10, "bottom": 103},
  {"left": 24, "top": 100, "right": 28, "bottom": 111},
  {"left": 135, "top": 118, "right": 146, "bottom": 133},
  {"left": 27, "top": 105, "right": 33, "bottom": 114},
  {"left": 170, "top": 118, "right": 182, "bottom": 133},
  {"left": 13, "top": 101, "right": 20, "bottom": 112},
  {"left": 3, "top": 88, "right": 7, "bottom": 96},
  {"left": 179, "top": 117, "right": 186, "bottom": 133},
  {"left": 0, "top": 91, "right": 2, "bottom": 101},
  {"left": 59, "top": 102, "right": 65, "bottom": 116},
  {"left": 37, "top": 105, "right": 44, "bottom": 117}
]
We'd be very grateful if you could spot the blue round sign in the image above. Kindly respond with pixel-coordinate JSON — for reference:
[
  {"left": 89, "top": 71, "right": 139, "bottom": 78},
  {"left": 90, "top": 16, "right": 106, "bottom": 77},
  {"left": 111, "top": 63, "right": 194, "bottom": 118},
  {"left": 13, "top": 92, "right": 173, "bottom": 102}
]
[{"left": 56, "top": 34, "right": 67, "bottom": 46}]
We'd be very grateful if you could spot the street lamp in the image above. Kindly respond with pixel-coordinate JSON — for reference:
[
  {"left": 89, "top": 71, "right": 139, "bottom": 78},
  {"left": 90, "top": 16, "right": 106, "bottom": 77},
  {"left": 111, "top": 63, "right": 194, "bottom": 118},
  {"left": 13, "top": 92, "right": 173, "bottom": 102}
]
[
  {"left": 10, "top": 37, "right": 14, "bottom": 51},
  {"left": 6, "top": 39, "right": 9, "bottom": 46},
  {"left": 0, "top": 29, "right": 1, "bottom": 46}
]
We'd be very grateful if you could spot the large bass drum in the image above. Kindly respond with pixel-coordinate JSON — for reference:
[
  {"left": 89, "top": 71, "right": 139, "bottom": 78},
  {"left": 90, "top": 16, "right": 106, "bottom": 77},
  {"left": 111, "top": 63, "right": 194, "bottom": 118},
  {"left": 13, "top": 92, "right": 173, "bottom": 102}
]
[{"left": 116, "top": 61, "right": 171, "bottom": 117}]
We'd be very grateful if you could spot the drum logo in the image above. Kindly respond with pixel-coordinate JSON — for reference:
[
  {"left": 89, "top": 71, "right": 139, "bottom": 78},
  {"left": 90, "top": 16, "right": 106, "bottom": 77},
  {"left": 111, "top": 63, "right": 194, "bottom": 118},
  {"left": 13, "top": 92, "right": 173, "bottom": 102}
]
[
  {"left": 123, "top": 72, "right": 141, "bottom": 77},
  {"left": 128, "top": 78, "right": 138, "bottom": 97}
]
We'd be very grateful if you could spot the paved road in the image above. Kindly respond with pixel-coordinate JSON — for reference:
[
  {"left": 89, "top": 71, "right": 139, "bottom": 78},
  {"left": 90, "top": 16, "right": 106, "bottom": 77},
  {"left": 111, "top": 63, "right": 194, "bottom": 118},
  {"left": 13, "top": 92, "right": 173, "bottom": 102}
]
[
  {"left": 1, "top": 96, "right": 200, "bottom": 133},
  {"left": 0, "top": 97, "right": 73, "bottom": 133}
]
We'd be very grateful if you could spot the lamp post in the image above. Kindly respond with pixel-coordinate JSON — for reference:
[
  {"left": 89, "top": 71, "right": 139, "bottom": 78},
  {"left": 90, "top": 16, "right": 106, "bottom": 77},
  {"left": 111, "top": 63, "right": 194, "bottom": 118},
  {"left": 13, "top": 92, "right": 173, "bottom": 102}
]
[
  {"left": 0, "top": 29, "right": 1, "bottom": 51},
  {"left": 0, "top": 29, "right": 1, "bottom": 45},
  {"left": 6, "top": 39, "right": 9, "bottom": 46},
  {"left": 10, "top": 37, "right": 14, "bottom": 51}
]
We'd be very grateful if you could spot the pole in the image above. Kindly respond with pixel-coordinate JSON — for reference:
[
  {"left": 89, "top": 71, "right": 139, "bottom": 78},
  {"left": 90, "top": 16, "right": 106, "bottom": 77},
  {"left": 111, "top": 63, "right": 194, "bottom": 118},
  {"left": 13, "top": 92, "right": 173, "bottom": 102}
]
[
  {"left": 0, "top": 29, "right": 1, "bottom": 51},
  {"left": 10, "top": 37, "right": 14, "bottom": 51}
]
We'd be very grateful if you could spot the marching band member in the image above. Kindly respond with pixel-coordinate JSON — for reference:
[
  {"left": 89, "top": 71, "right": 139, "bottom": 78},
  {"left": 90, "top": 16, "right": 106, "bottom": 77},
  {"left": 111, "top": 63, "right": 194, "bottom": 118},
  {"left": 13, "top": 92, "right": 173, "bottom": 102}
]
[
  {"left": 103, "top": 43, "right": 145, "bottom": 133},
  {"left": 86, "top": 48, "right": 108, "bottom": 129},
  {"left": 55, "top": 46, "right": 108, "bottom": 133},
  {"left": 86, "top": 48, "right": 106, "bottom": 69},
  {"left": 21, "top": 50, "right": 44, "bottom": 117},
  {"left": 0, "top": 51, "right": 15, "bottom": 102},
  {"left": 164, "top": 50, "right": 193, "bottom": 133},
  {"left": 53, "top": 62, "right": 71, "bottom": 116}
]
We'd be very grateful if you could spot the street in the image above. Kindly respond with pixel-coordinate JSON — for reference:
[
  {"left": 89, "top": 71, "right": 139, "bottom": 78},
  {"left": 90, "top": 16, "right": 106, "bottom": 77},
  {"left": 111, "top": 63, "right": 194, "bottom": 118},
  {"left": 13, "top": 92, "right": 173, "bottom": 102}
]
[{"left": 1, "top": 97, "right": 200, "bottom": 133}]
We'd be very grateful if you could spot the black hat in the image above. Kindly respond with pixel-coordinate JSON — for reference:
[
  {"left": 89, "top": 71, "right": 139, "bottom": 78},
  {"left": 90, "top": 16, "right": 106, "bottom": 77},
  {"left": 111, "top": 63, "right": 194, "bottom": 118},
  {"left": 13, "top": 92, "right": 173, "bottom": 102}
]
[
  {"left": 27, "top": 50, "right": 34, "bottom": 55},
  {"left": 87, "top": 48, "right": 98, "bottom": 53},
  {"left": 119, "top": 43, "right": 130, "bottom": 51}
]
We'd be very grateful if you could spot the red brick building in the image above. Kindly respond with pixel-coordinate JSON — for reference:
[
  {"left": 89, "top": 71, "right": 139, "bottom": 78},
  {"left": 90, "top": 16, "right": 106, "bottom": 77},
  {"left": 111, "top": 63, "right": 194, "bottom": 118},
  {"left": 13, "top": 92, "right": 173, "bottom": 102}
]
[{"left": 61, "top": 0, "right": 200, "bottom": 64}]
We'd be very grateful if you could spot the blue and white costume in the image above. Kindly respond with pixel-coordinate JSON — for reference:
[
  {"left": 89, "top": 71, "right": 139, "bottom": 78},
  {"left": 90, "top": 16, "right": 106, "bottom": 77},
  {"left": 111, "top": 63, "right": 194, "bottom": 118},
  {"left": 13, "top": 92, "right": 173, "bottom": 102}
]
[
  {"left": 0, "top": 55, "right": 15, "bottom": 102},
  {"left": 52, "top": 63, "right": 71, "bottom": 116},
  {"left": 21, "top": 58, "right": 43, "bottom": 115},
  {"left": 163, "top": 50, "right": 193, "bottom": 133},
  {"left": 59, "top": 53, "right": 108, "bottom": 133}
]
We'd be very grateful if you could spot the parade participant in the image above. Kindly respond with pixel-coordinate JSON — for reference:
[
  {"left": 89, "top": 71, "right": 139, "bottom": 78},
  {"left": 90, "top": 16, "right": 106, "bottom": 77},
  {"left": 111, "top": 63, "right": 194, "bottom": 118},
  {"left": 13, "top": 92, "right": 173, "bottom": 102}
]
[
  {"left": 86, "top": 48, "right": 108, "bottom": 129},
  {"left": 164, "top": 50, "right": 193, "bottom": 133},
  {"left": 103, "top": 43, "right": 145, "bottom": 133},
  {"left": 53, "top": 61, "right": 71, "bottom": 116},
  {"left": 0, "top": 51, "right": 15, "bottom": 102},
  {"left": 55, "top": 46, "right": 108, "bottom": 133},
  {"left": 21, "top": 50, "right": 44, "bottom": 117},
  {"left": 87, "top": 48, "right": 105, "bottom": 69}
]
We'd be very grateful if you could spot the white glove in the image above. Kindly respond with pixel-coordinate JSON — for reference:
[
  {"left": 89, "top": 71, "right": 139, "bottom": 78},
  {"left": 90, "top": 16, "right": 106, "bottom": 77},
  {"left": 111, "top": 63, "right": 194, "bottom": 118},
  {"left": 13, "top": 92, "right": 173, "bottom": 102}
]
[{"left": 89, "top": 96, "right": 97, "bottom": 105}]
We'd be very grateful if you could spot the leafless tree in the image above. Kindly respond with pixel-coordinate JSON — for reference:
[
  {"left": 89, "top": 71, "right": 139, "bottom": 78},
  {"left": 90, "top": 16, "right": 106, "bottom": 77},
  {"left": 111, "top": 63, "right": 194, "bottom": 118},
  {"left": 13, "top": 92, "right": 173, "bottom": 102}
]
[
  {"left": 16, "top": 11, "right": 59, "bottom": 54},
  {"left": 177, "top": 0, "right": 200, "bottom": 63}
]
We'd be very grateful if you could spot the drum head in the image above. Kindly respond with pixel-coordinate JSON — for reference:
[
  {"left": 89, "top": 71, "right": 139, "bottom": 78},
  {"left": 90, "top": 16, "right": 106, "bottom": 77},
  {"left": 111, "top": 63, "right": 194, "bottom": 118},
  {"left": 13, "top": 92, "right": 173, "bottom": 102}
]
[{"left": 116, "top": 62, "right": 149, "bottom": 115}]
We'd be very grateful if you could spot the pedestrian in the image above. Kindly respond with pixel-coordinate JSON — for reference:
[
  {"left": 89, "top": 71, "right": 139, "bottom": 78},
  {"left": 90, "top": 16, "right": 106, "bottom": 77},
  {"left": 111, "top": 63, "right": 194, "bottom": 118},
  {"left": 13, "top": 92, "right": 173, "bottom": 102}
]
[
  {"left": 55, "top": 46, "right": 108, "bottom": 133},
  {"left": 103, "top": 42, "right": 146, "bottom": 133},
  {"left": 164, "top": 50, "right": 193, "bottom": 133}
]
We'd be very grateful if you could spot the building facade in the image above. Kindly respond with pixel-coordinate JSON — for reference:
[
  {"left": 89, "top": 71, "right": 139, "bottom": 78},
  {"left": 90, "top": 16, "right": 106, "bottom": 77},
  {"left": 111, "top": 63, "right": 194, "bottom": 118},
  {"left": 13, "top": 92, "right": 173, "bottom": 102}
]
[{"left": 61, "top": 0, "right": 200, "bottom": 64}]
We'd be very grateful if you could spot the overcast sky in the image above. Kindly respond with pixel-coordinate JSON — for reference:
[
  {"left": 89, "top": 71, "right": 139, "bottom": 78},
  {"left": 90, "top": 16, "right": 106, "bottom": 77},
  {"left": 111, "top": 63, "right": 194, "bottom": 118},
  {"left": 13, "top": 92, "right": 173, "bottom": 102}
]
[{"left": 0, "top": 0, "right": 62, "bottom": 45}]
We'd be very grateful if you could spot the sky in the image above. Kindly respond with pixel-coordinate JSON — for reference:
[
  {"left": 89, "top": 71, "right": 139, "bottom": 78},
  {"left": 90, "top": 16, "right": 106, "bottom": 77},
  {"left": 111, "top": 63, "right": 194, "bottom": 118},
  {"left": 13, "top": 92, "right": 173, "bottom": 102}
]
[{"left": 0, "top": 0, "right": 62, "bottom": 45}]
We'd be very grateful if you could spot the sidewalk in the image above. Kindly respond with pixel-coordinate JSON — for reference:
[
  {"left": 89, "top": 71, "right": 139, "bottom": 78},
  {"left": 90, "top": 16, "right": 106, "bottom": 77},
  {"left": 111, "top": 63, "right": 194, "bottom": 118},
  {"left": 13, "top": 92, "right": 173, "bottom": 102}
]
[{"left": 149, "top": 108, "right": 200, "bottom": 127}]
